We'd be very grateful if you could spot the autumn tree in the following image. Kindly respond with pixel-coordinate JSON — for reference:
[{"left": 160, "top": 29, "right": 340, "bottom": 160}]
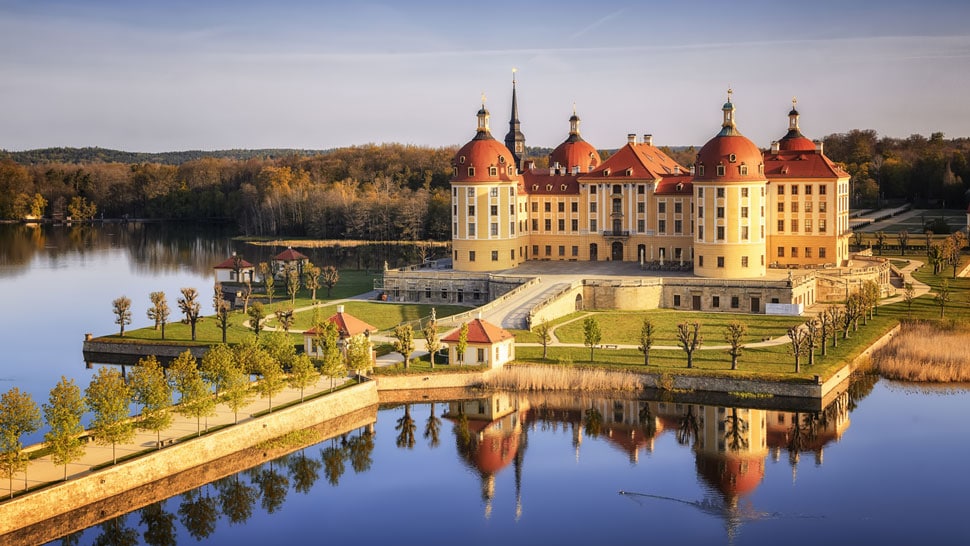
[
  {"left": 818, "top": 307, "right": 831, "bottom": 357},
  {"left": 319, "top": 321, "right": 347, "bottom": 390},
  {"left": 903, "top": 282, "right": 916, "bottom": 318},
  {"left": 321, "top": 265, "right": 339, "bottom": 298},
  {"left": 221, "top": 361, "right": 253, "bottom": 425},
  {"left": 248, "top": 302, "right": 265, "bottom": 338},
  {"left": 43, "top": 376, "right": 86, "bottom": 480},
  {"left": 288, "top": 353, "right": 319, "bottom": 402},
  {"left": 128, "top": 355, "right": 173, "bottom": 448},
  {"left": 455, "top": 322, "right": 469, "bottom": 365},
  {"left": 213, "top": 284, "right": 232, "bottom": 344},
  {"left": 422, "top": 309, "right": 441, "bottom": 368},
  {"left": 393, "top": 324, "right": 415, "bottom": 369},
  {"left": 276, "top": 306, "right": 295, "bottom": 332},
  {"left": 0, "top": 387, "right": 42, "bottom": 497},
  {"left": 85, "top": 367, "right": 134, "bottom": 465},
  {"left": 67, "top": 195, "right": 97, "bottom": 221},
  {"left": 676, "top": 322, "right": 702, "bottom": 369},
  {"left": 803, "top": 318, "right": 821, "bottom": 367},
  {"left": 147, "top": 291, "right": 170, "bottom": 339},
  {"left": 723, "top": 321, "right": 746, "bottom": 370},
  {"left": 637, "top": 318, "right": 655, "bottom": 366},
  {"left": 345, "top": 333, "right": 372, "bottom": 378},
  {"left": 582, "top": 316, "right": 601, "bottom": 362},
  {"left": 169, "top": 350, "right": 216, "bottom": 436},
  {"left": 284, "top": 265, "right": 300, "bottom": 304},
  {"left": 112, "top": 296, "right": 132, "bottom": 337},
  {"left": 258, "top": 262, "right": 275, "bottom": 304},
  {"left": 260, "top": 330, "right": 297, "bottom": 371},
  {"left": 826, "top": 306, "right": 844, "bottom": 349},
  {"left": 303, "top": 264, "right": 321, "bottom": 301},
  {"left": 201, "top": 343, "right": 237, "bottom": 397},
  {"left": 534, "top": 319, "right": 551, "bottom": 360},
  {"left": 254, "top": 350, "right": 286, "bottom": 412},
  {"left": 935, "top": 278, "right": 952, "bottom": 318},
  {"left": 178, "top": 287, "right": 202, "bottom": 341}
]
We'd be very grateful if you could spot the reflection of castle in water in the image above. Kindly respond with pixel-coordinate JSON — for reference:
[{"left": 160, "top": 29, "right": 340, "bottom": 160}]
[{"left": 445, "top": 391, "right": 850, "bottom": 525}]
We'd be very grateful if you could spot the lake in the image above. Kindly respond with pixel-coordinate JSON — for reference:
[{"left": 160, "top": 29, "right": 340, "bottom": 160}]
[{"left": 0, "top": 223, "right": 967, "bottom": 545}]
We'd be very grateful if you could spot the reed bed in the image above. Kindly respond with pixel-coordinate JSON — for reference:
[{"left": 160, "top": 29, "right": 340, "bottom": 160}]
[
  {"left": 482, "top": 364, "right": 648, "bottom": 392},
  {"left": 873, "top": 321, "right": 970, "bottom": 382}
]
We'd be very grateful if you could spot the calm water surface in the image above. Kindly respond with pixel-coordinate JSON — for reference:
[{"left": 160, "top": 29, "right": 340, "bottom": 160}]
[{"left": 0, "top": 224, "right": 967, "bottom": 545}]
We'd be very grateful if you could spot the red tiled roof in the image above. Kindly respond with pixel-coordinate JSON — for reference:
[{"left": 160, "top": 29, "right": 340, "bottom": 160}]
[
  {"left": 696, "top": 452, "right": 765, "bottom": 499},
  {"left": 274, "top": 247, "right": 309, "bottom": 261},
  {"left": 305, "top": 311, "right": 376, "bottom": 338},
  {"left": 442, "top": 318, "right": 514, "bottom": 344},
  {"left": 694, "top": 134, "right": 766, "bottom": 183},
  {"left": 654, "top": 175, "right": 693, "bottom": 195},
  {"left": 521, "top": 170, "right": 582, "bottom": 195},
  {"left": 763, "top": 150, "right": 848, "bottom": 179},
  {"left": 452, "top": 137, "right": 520, "bottom": 183},
  {"left": 550, "top": 139, "right": 600, "bottom": 173},
  {"left": 586, "top": 141, "right": 687, "bottom": 181},
  {"left": 214, "top": 256, "right": 254, "bottom": 269}
]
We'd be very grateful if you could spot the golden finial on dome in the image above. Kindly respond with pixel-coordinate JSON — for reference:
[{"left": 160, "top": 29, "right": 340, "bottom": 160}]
[
  {"left": 481, "top": 91, "right": 486, "bottom": 107},
  {"left": 792, "top": 96, "right": 797, "bottom": 109},
  {"left": 727, "top": 86, "right": 733, "bottom": 103},
  {"left": 572, "top": 102, "right": 577, "bottom": 115},
  {"left": 512, "top": 67, "right": 517, "bottom": 84}
]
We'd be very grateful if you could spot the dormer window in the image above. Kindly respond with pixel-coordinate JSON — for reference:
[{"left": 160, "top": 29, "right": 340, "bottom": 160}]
[
  {"left": 468, "top": 167, "right": 475, "bottom": 177},
  {"left": 675, "top": 182, "right": 684, "bottom": 192},
  {"left": 459, "top": 156, "right": 466, "bottom": 164},
  {"left": 716, "top": 164, "right": 725, "bottom": 176},
  {"left": 452, "top": 167, "right": 458, "bottom": 177},
  {"left": 546, "top": 184, "right": 553, "bottom": 191},
  {"left": 739, "top": 164, "right": 748, "bottom": 175},
  {"left": 489, "top": 166, "right": 497, "bottom": 176},
  {"left": 625, "top": 168, "right": 633, "bottom": 176},
  {"left": 561, "top": 184, "right": 568, "bottom": 191},
  {"left": 698, "top": 165, "right": 705, "bottom": 176},
  {"left": 507, "top": 166, "right": 514, "bottom": 175},
  {"left": 603, "top": 169, "right": 611, "bottom": 176},
  {"left": 499, "top": 155, "right": 506, "bottom": 163},
  {"left": 728, "top": 153, "right": 737, "bottom": 163},
  {"left": 532, "top": 184, "right": 539, "bottom": 191}
]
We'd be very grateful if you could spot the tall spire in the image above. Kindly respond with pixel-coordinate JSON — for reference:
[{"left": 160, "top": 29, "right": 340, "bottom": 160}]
[{"left": 504, "top": 68, "right": 526, "bottom": 170}]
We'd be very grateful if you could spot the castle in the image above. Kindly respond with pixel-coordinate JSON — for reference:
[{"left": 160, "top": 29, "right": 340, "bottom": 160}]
[{"left": 379, "top": 79, "right": 889, "bottom": 320}]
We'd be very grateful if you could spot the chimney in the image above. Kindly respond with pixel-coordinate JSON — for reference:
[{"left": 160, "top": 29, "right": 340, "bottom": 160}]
[
  {"left": 771, "top": 141, "right": 780, "bottom": 154},
  {"left": 674, "top": 165, "right": 680, "bottom": 174},
  {"left": 337, "top": 305, "right": 344, "bottom": 313},
  {"left": 627, "top": 133, "right": 637, "bottom": 145},
  {"left": 814, "top": 140, "right": 824, "bottom": 154},
  {"left": 643, "top": 134, "right": 653, "bottom": 146}
]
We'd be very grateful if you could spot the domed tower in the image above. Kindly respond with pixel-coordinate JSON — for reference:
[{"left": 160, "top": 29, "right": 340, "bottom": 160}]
[
  {"left": 452, "top": 97, "right": 523, "bottom": 272},
  {"left": 548, "top": 106, "right": 600, "bottom": 174},
  {"left": 503, "top": 70, "right": 526, "bottom": 171},
  {"left": 777, "top": 99, "right": 815, "bottom": 152},
  {"left": 692, "top": 90, "right": 768, "bottom": 278}
]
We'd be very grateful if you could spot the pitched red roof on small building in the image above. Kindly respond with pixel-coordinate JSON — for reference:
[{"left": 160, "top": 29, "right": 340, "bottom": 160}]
[
  {"left": 442, "top": 318, "right": 513, "bottom": 344},
  {"left": 214, "top": 256, "right": 254, "bottom": 269},
  {"left": 305, "top": 308, "right": 376, "bottom": 338},
  {"left": 274, "top": 247, "right": 309, "bottom": 261}
]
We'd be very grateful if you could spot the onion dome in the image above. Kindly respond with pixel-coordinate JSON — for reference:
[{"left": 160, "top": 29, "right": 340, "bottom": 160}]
[
  {"left": 549, "top": 106, "right": 600, "bottom": 173},
  {"left": 777, "top": 97, "right": 815, "bottom": 152},
  {"left": 453, "top": 97, "right": 519, "bottom": 182},
  {"left": 694, "top": 89, "right": 764, "bottom": 182}
]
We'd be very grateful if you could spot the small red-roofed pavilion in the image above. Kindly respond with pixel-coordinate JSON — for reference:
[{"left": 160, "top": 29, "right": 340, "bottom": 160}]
[{"left": 442, "top": 317, "right": 515, "bottom": 368}]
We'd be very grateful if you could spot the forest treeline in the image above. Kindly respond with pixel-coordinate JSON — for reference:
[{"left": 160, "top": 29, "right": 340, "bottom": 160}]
[{"left": 1, "top": 133, "right": 968, "bottom": 239}]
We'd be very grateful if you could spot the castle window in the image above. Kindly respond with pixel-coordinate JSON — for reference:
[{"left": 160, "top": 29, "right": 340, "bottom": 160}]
[
  {"left": 819, "top": 247, "right": 827, "bottom": 258},
  {"left": 674, "top": 219, "right": 683, "bottom": 233},
  {"left": 739, "top": 164, "right": 748, "bottom": 175},
  {"left": 717, "top": 256, "right": 724, "bottom": 268},
  {"left": 741, "top": 226, "right": 749, "bottom": 239},
  {"left": 459, "top": 156, "right": 466, "bottom": 164},
  {"left": 508, "top": 166, "right": 514, "bottom": 175},
  {"left": 675, "top": 202, "right": 683, "bottom": 214},
  {"left": 544, "top": 219, "right": 551, "bottom": 231},
  {"left": 716, "top": 165, "right": 725, "bottom": 176},
  {"left": 791, "top": 219, "right": 798, "bottom": 232},
  {"left": 545, "top": 245, "right": 552, "bottom": 256},
  {"left": 741, "top": 256, "right": 749, "bottom": 267},
  {"left": 805, "top": 184, "right": 812, "bottom": 195},
  {"left": 819, "top": 219, "right": 827, "bottom": 232},
  {"left": 698, "top": 165, "right": 705, "bottom": 176},
  {"left": 571, "top": 202, "right": 578, "bottom": 213},
  {"left": 561, "top": 184, "right": 568, "bottom": 191},
  {"left": 741, "top": 206, "right": 748, "bottom": 218},
  {"left": 658, "top": 220, "right": 666, "bottom": 234},
  {"left": 759, "top": 163, "right": 764, "bottom": 174},
  {"left": 452, "top": 167, "right": 458, "bottom": 176},
  {"left": 558, "top": 202, "right": 565, "bottom": 212},
  {"left": 638, "top": 202, "right": 645, "bottom": 213},
  {"left": 603, "top": 169, "right": 611, "bottom": 176},
  {"left": 625, "top": 168, "right": 633, "bottom": 177},
  {"left": 792, "top": 202, "right": 799, "bottom": 213},
  {"left": 717, "top": 226, "right": 725, "bottom": 240},
  {"left": 638, "top": 219, "right": 645, "bottom": 233},
  {"left": 545, "top": 202, "right": 551, "bottom": 212},
  {"left": 778, "top": 220, "right": 784, "bottom": 232},
  {"left": 713, "top": 296, "right": 720, "bottom": 308},
  {"left": 558, "top": 219, "right": 565, "bottom": 231},
  {"left": 532, "top": 184, "right": 539, "bottom": 191},
  {"left": 791, "top": 247, "right": 798, "bottom": 258},
  {"left": 716, "top": 188, "right": 725, "bottom": 198},
  {"left": 490, "top": 205, "right": 498, "bottom": 216},
  {"left": 716, "top": 207, "right": 724, "bottom": 218},
  {"left": 731, "top": 296, "right": 740, "bottom": 308},
  {"left": 491, "top": 250, "right": 498, "bottom": 261},
  {"left": 658, "top": 202, "right": 666, "bottom": 214},
  {"left": 467, "top": 187, "right": 474, "bottom": 197},
  {"left": 791, "top": 184, "right": 798, "bottom": 195},
  {"left": 490, "top": 223, "right": 498, "bottom": 236},
  {"left": 559, "top": 245, "right": 565, "bottom": 256},
  {"left": 572, "top": 246, "right": 579, "bottom": 257},
  {"left": 499, "top": 155, "right": 506, "bottom": 163},
  {"left": 819, "top": 202, "right": 827, "bottom": 213},
  {"left": 490, "top": 187, "right": 499, "bottom": 197},
  {"left": 777, "top": 185, "right": 784, "bottom": 195},
  {"left": 469, "top": 251, "right": 475, "bottom": 262},
  {"left": 532, "top": 202, "right": 538, "bottom": 213},
  {"left": 571, "top": 219, "right": 578, "bottom": 231},
  {"left": 805, "top": 247, "right": 813, "bottom": 258},
  {"left": 805, "top": 219, "right": 813, "bottom": 232},
  {"left": 805, "top": 201, "right": 812, "bottom": 213},
  {"left": 613, "top": 184, "right": 622, "bottom": 194},
  {"left": 777, "top": 247, "right": 784, "bottom": 257},
  {"left": 468, "top": 205, "right": 475, "bottom": 215},
  {"left": 590, "top": 219, "right": 597, "bottom": 232},
  {"left": 819, "top": 185, "right": 827, "bottom": 195},
  {"left": 638, "top": 185, "right": 645, "bottom": 195},
  {"left": 590, "top": 202, "right": 597, "bottom": 213},
  {"left": 468, "top": 223, "right": 475, "bottom": 237},
  {"left": 489, "top": 166, "right": 497, "bottom": 176},
  {"left": 741, "top": 188, "right": 749, "bottom": 198},
  {"left": 697, "top": 187, "right": 704, "bottom": 198},
  {"left": 467, "top": 167, "right": 475, "bottom": 177},
  {"left": 673, "top": 294, "right": 682, "bottom": 306},
  {"left": 728, "top": 154, "right": 737, "bottom": 163},
  {"left": 778, "top": 202, "right": 784, "bottom": 213},
  {"left": 546, "top": 184, "right": 553, "bottom": 191}
]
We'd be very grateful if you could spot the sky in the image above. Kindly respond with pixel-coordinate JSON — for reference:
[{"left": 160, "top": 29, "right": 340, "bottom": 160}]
[{"left": 2, "top": 0, "right": 970, "bottom": 153}]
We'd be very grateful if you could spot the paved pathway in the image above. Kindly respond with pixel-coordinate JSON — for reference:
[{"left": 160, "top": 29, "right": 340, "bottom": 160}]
[{"left": 3, "top": 375, "right": 353, "bottom": 500}]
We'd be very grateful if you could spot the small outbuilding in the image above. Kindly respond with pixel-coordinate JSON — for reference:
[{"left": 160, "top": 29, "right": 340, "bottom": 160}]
[
  {"left": 442, "top": 317, "right": 515, "bottom": 368},
  {"left": 303, "top": 305, "right": 377, "bottom": 358},
  {"left": 273, "top": 247, "right": 310, "bottom": 278},
  {"left": 213, "top": 253, "right": 255, "bottom": 284}
]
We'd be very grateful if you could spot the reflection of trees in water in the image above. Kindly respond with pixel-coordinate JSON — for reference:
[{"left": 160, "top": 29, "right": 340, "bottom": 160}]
[
  {"left": 395, "top": 404, "right": 417, "bottom": 449},
  {"left": 178, "top": 486, "right": 219, "bottom": 540},
  {"left": 638, "top": 402, "right": 658, "bottom": 438},
  {"left": 723, "top": 408, "right": 749, "bottom": 453},
  {"left": 346, "top": 427, "right": 375, "bottom": 473},
  {"left": 139, "top": 501, "right": 177, "bottom": 546},
  {"left": 92, "top": 513, "right": 138, "bottom": 546},
  {"left": 424, "top": 402, "right": 442, "bottom": 448},
  {"left": 584, "top": 407, "right": 604, "bottom": 437},
  {"left": 846, "top": 370, "right": 879, "bottom": 412},
  {"left": 255, "top": 460, "right": 290, "bottom": 514},
  {"left": 59, "top": 530, "right": 82, "bottom": 546},
  {"left": 321, "top": 438, "right": 346, "bottom": 486},
  {"left": 677, "top": 405, "right": 700, "bottom": 446},
  {"left": 288, "top": 448, "right": 323, "bottom": 494},
  {"left": 215, "top": 474, "right": 257, "bottom": 525}
]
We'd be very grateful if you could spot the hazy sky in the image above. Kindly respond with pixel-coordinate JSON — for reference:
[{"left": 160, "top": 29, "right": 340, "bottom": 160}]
[{"left": 3, "top": 0, "right": 970, "bottom": 152}]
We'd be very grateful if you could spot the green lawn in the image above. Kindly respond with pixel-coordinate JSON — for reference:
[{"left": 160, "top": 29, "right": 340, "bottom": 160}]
[
  {"left": 263, "top": 301, "right": 468, "bottom": 332},
  {"left": 551, "top": 309, "right": 806, "bottom": 345}
]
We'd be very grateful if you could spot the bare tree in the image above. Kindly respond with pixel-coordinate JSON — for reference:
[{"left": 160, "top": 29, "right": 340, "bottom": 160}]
[
  {"left": 874, "top": 230, "right": 887, "bottom": 255},
  {"left": 935, "top": 278, "right": 952, "bottom": 318},
  {"left": 582, "top": 317, "right": 601, "bottom": 362},
  {"left": 303, "top": 264, "right": 321, "bottom": 302},
  {"left": 178, "top": 288, "right": 202, "bottom": 341},
  {"left": 787, "top": 326, "right": 810, "bottom": 373},
  {"left": 723, "top": 321, "right": 746, "bottom": 370},
  {"left": 897, "top": 230, "right": 909, "bottom": 256},
  {"left": 112, "top": 296, "right": 132, "bottom": 337},
  {"left": 147, "top": 291, "right": 170, "bottom": 339},
  {"left": 321, "top": 265, "right": 340, "bottom": 298},
  {"left": 638, "top": 318, "right": 655, "bottom": 366},
  {"left": 534, "top": 319, "right": 551, "bottom": 360},
  {"left": 803, "top": 318, "right": 821, "bottom": 367},
  {"left": 213, "top": 284, "right": 232, "bottom": 344},
  {"left": 676, "top": 322, "right": 702, "bottom": 369},
  {"left": 276, "top": 306, "right": 295, "bottom": 332},
  {"left": 903, "top": 282, "right": 916, "bottom": 318}
]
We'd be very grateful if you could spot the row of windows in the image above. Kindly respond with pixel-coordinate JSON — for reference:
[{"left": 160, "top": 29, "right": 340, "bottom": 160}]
[
  {"left": 778, "top": 184, "right": 827, "bottom": 195},
  {"left": 776, "top": 219, "right": 827, "bottom": 233},
  {"left": 696, "top": 164, "right": 763, "bottom": 177},
  {"left": 466, "top": 249, "right": 515, "bottom": 262},
  {"left": 697, "top": 225, "right": 763, "bottom": 240},
  {"left": 697, "top": 187, "right": 764, "bottom": 198},
  {"left": 531, "top": 245, "right": 581, "bottom": 257},
  {"left": 777, "top": 247, "right": 827, "bottom": 258},
  {"left": 453, "top": 166, "right": 516, "bottom": 177},
  {"left": 453, "top": 186, "right": 517, "bottom": 197},
  {"left": 695, "top": 254, "right": 764, "bottom": 268},
  {"left": 778, "top": 201, "right": 829, "bottom": 213}
]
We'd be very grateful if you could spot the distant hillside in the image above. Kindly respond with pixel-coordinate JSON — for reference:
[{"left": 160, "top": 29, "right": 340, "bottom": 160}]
[{"left": 0, "top": 147, "right": 334, "bottom": 165}]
